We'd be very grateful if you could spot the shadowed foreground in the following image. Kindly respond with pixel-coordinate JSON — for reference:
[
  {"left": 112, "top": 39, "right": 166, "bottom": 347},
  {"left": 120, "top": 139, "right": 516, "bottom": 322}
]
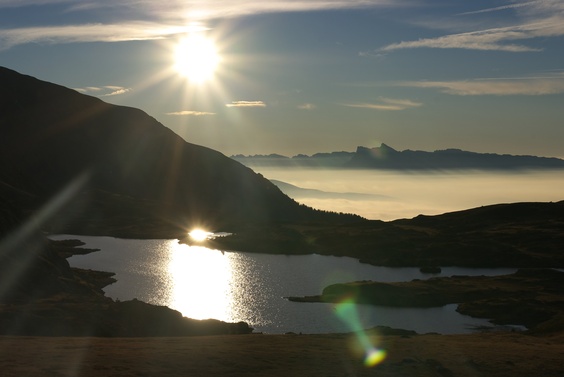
[{"left": 1, "top": 332, "right": 563, "bottom": 377}]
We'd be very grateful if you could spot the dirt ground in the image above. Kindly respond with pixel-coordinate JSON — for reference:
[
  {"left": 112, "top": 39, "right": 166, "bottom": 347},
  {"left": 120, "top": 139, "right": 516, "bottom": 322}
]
[{"left": 1, "top": 331, "right": 563, "bottom": 377}]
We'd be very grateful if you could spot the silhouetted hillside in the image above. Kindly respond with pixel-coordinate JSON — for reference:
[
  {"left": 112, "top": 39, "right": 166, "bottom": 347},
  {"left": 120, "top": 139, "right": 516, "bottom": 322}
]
[
  {"left": 0, "top": 67, "right": 360, "bottom": 237},
  {"left": 232, "top": 144, "right": 564, "bottom": 170},
  {"left": 215, "top": 201, "right": 564, "bottom": 267}
]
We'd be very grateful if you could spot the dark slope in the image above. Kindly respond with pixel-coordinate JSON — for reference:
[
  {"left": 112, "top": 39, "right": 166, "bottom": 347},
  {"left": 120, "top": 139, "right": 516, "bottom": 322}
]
[
  {"left": 0, "top": 67, "right": 360, "bottom": 237},
  {"left": 214, "top": 200, "right": 564, "bottom": 267}
]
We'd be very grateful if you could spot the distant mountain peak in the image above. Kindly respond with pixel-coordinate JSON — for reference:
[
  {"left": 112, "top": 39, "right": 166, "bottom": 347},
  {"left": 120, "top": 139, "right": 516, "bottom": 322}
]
[
  {"left": 354, "top": 144, "right": 398, "bottom": 161},
  {"left": 233, "top": 143, "right": 564, "bottom": 170},
  {"left": 379, "top": 143, "right": 398, "bottom": 152}
]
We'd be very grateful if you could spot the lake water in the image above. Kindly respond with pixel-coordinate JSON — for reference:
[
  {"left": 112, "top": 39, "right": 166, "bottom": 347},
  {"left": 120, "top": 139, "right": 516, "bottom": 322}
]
[{"left": 51, "top": 235, "right": 517, "bottom": 334}]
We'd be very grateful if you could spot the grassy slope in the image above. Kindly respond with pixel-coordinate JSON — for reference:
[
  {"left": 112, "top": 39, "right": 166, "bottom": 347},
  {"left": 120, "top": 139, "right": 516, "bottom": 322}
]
[{"left": 1, "top": 332, "right": 563, "bottom": 377}]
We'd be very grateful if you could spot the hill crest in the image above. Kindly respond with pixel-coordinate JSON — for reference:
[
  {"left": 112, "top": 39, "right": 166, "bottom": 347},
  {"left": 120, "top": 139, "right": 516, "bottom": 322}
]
[{"left": 0, "top": 67, "right": 361, "bottom": 238}]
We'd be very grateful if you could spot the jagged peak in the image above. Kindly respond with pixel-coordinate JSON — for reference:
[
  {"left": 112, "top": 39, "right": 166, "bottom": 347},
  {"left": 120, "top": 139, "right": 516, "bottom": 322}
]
[
  {"left": 355, "top": 143, "right": 398, "bottom": 154},
  {"left": 378, "top": 143, "right": 398, "bottom": 152}
]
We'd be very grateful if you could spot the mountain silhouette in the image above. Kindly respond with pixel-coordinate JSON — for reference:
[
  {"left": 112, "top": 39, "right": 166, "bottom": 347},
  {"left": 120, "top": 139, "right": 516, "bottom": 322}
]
[
  {"left": 0, "top": 67, "right": 358, "bottom": 237},
  {"left": 232, "top": 144, "right": 564, "bottom": 170},
  {"left": 347, "top": 145, "right": 564, "bottom": 169}
]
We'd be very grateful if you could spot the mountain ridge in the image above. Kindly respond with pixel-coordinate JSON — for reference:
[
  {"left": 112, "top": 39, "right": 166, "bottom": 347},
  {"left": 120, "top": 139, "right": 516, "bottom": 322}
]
[
  {"left": 232, "top": 144, "right": 564, "bottom": 170},
  {"left": 0, "top": 66, "right": 361, "bottom": 238}
]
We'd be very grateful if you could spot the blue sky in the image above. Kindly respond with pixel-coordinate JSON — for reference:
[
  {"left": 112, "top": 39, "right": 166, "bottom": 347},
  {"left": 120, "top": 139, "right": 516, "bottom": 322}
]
[{"left": 1, "top": 0, "right": 563, "bottom": 157}]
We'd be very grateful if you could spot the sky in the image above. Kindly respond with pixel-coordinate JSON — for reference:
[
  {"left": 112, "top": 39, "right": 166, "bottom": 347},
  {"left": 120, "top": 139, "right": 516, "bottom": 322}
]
[{"left": 1, "top": 0, "right": 563, "bottom": 158}]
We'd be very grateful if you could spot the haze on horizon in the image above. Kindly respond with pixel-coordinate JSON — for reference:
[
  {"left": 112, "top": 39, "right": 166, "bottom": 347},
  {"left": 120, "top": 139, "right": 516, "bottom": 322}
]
[
  {"left": 1, "top": 0, "right": 563, "bottom": 158},
  {"left": 258, "top": 168, "right": 564, "bottom": 221}
]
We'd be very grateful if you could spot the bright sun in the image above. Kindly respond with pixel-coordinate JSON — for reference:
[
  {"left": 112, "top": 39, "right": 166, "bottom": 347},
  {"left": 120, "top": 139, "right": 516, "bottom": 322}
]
[
  {"left": 174, "top": 35, "right": 220, "bottom": 83},
  {"left": 189, "top": 229, "right": 212, "bottom": 242}
]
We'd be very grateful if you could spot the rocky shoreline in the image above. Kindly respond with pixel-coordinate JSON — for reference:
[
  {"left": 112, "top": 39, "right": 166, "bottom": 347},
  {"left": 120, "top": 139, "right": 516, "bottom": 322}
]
[
  {"left": 288, "top": 268, "right": 564, "bottom": 333},
  {"left": 0, "top": 236, "right": 252, "bottom": 336}
]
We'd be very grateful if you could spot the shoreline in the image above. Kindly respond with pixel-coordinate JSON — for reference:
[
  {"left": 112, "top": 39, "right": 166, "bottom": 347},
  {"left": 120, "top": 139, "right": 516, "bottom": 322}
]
[
  {"left": 288, "top": 269, "right": 564, "bottom": 333},
  {"left": 54, "top": 236, "right": 563, "bottom": 335}
]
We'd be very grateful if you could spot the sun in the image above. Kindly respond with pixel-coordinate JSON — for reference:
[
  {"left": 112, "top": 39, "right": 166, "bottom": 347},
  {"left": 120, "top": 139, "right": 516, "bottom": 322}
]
[
  {"left": 174, "top": 35, "right": 220, "bottom": 83},
  {"left": 189, "top": 229, "right": 212, "bottom": 242}
]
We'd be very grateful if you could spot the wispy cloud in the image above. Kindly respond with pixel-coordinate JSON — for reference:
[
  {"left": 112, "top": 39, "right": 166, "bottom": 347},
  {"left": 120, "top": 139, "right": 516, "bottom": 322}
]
[
  {"left": 165, "top": 110, "right": 216, "bottom": 116},
  {"left": 398, "top": 73, "right": 564, "bottom": 96},
  {"left": 101, "top": 87, "right": 131, "bottom": 97},
  {"left": 226, "top": 100, "right": 266, "bottom": 108},
  {"left": 74, "top": 85, "right": 132, "bottom": 97},
  {"left": 298, "top": 103, "right": 316, "bottom": 110},
  {"left": 380, "top": 23, "right": 550, "bottom": 52},
  {"left": 0, "top": 22, "right": 207, "bottom": 50},
  {"left": 341, "top": 97, "right": 422, "bottom": 111},
  {"left": 0, "top": 0, "right": 404, "bottom": 49},
  {"left": 377, "top": 1, "right": 564, "bottom": 53},
  {"left": 0, "top": 0, "right": 403, "bottom": 14},
  {"left": 457, "top": 1, "right": 542, "bottom": 16}
]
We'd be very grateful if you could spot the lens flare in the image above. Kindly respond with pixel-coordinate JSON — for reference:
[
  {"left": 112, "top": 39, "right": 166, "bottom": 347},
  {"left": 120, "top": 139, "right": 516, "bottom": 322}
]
[
  {"left": 365, "top": 348, "right": 387, "bottom": 367},
  {"left": 335, "top": 297, "right": 387, "bottom": 367}
]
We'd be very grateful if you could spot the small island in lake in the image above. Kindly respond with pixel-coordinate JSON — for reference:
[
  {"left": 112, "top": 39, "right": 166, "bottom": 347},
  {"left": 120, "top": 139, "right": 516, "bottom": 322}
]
[{"left": 288, "top": 268, "right": 564, "bottom": 332}]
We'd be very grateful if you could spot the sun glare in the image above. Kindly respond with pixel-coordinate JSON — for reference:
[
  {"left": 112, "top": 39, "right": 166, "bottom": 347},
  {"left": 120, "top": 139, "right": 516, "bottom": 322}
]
[
  {"left": 189, "top": 229, "right": 212, "bottom": 242},
  {"left": 168, "top": 242, "right": 233, "bottom": 321},
  {"left": 174, "top": 35, "right": 220, "bottom": 83}
]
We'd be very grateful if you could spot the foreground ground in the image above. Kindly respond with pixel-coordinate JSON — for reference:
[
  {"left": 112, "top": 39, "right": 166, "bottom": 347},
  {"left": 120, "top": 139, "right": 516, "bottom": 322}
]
[{"left": 2, "top": 331, "right": 563, "bottom": 377}]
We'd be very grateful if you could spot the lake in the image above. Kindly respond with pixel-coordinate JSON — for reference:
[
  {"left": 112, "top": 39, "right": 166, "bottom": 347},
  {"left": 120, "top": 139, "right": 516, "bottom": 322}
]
[{"left": 51, "top": 235, "right": 517, "bottom": 334}]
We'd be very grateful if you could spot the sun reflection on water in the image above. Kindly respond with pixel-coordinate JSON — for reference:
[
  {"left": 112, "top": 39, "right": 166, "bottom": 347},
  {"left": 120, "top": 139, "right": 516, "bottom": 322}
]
[
  {"left": 167, "top": 242, "right": 234, "bottom": 321},
  {"left": 61, "top": 236, "right": 503, "bottom": 334}
]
